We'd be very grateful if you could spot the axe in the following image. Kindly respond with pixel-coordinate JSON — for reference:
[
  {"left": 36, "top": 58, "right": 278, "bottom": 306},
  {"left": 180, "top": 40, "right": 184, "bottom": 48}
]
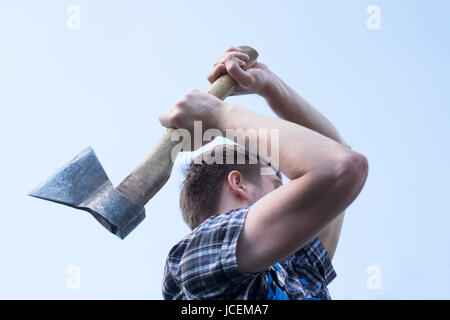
[{"left": 29, "top": 46, "right": 258, "bottom": 239}]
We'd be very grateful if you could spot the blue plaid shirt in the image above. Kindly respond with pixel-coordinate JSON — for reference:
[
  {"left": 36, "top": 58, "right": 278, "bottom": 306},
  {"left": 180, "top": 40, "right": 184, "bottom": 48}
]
[{"left": 162, "top": 205, "right": 336, "bottom": 300}]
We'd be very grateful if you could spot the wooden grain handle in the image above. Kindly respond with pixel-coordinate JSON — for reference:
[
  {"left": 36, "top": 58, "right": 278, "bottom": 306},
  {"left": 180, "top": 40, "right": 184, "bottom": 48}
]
[{"left": 116, "top": 46, "right": 259, "bottom": 206}]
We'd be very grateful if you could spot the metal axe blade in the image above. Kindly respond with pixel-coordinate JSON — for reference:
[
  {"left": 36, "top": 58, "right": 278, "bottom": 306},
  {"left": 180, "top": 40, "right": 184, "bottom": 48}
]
[
  {"left": 29, "top": 45, "right": 258, "bottom": 240},
  {"left": 28, "top": 147, "right": 145, "bottom": 239}
]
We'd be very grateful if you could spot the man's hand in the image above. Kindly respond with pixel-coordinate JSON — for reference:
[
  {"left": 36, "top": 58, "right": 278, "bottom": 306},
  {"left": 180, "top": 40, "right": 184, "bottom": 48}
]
[
  {"left": 159, "top": 89, "right": 231, "bottom": 149},
  {"left": 207, "top": 46, "right": 274, "bottom": 97}
]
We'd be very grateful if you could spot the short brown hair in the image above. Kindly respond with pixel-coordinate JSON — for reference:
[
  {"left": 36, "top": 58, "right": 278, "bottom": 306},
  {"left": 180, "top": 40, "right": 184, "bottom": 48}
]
[{"left": 179, "top": 144, "right": 270, "bottom": 230}]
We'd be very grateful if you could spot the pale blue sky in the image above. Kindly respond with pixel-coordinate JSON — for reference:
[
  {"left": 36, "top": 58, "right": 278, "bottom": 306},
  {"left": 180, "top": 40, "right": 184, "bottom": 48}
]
[{"left": 1, "top": 0, "right": 449, "bottom": 299}]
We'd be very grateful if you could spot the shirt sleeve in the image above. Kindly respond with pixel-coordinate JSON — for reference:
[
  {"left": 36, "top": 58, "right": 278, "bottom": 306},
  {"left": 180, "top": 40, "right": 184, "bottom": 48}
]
[
  {"left": 170, "top": 205, "right": 257, "bottom": 299},
  {"left": 288, "top": 237, "right": 337, "bottom": 288}
]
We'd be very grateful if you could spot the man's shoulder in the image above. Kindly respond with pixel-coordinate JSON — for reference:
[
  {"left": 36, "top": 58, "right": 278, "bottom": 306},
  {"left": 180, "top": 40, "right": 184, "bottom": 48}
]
[
  {"left": 166, "top": 205, "right": 252, "bottom": 263},
  {"left": 198, "top": 205, "right": 252, "bottom": 230},
  {"left": 163, "top": 205, "right": 256, "bottom": 300}
]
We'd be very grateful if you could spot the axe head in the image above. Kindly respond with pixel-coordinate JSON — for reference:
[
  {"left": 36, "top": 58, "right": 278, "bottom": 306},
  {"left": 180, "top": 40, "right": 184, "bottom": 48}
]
[{"left": 29, "top": 147, "right": 145, "bottom": 239}]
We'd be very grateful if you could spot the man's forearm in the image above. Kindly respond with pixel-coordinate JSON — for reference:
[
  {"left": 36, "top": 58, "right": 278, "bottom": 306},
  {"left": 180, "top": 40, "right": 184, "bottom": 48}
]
[
  {"left": 219, "top": 103, "right": 356, "bottom": 181},
  {"left": 262, "top": 72, "right": 347, "bottom": 146},
  {"left": 260, "top": 72, "right": 349, "bottom": 259}
]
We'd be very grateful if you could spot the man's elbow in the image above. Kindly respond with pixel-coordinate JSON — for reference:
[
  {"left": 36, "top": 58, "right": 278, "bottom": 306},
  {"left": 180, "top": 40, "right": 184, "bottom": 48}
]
[
  {"left": 347, "top": 151, "right": 369, "bottom": 184},
  {"left": 333, "top": 151, "right": 369, "bottom": 193}
]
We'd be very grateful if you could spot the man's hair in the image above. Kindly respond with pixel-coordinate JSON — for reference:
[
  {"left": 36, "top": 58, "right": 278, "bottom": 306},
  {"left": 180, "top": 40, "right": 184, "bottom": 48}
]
[{"left": 180, "top": 144, "right": 274, "bottom": 230}]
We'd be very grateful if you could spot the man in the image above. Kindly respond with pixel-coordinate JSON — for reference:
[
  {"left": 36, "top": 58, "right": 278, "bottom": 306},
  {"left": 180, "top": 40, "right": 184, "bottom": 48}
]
[{"left": 159, "top": 47, "right": 369, "bottom": 299}]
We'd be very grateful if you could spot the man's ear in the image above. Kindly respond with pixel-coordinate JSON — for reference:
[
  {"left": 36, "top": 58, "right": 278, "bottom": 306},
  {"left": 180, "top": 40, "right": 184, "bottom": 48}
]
[{"left": 227, "top": 171, "right": 247, "bottom": 201}]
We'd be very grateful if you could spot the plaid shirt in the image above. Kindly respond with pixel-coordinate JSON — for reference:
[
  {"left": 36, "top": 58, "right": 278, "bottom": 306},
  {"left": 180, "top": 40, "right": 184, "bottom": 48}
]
[{"left": 162, "top": 205, "right": 336, "bottom": 300}]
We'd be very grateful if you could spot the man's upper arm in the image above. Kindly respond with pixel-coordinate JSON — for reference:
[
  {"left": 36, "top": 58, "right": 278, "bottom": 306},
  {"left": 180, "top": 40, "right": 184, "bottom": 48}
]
[
  {"left": 236, "top": 155, "right": 367, "bottom": 274},
  {"left": 317, "top": 211, "right": 345, "bottom": 261}
]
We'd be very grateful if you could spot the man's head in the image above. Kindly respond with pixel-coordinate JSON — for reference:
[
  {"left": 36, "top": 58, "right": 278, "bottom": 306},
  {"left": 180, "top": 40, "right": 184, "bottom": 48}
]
[{"left": 180, "top": 144, "right": 282, "bottom": 230}]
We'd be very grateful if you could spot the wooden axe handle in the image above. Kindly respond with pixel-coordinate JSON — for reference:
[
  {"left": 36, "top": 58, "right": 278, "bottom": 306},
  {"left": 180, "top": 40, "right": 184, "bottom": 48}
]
[{"left": 116, "top": 46, "right": 259, "bottom": 206}]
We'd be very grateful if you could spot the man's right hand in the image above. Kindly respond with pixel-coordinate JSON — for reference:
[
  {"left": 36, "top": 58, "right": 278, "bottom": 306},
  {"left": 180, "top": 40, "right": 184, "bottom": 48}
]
[
  {"left": 159, "top": 89, "right": 231, "bottom": 141},
  {"left": 207, "top": 46, "right": 275, "bottom": 97}
]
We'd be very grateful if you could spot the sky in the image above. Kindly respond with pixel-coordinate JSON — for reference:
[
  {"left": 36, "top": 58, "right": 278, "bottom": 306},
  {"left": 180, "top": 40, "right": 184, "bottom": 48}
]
[{"left": 0, "top": 0, "right": 449, "bottom": 299}]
